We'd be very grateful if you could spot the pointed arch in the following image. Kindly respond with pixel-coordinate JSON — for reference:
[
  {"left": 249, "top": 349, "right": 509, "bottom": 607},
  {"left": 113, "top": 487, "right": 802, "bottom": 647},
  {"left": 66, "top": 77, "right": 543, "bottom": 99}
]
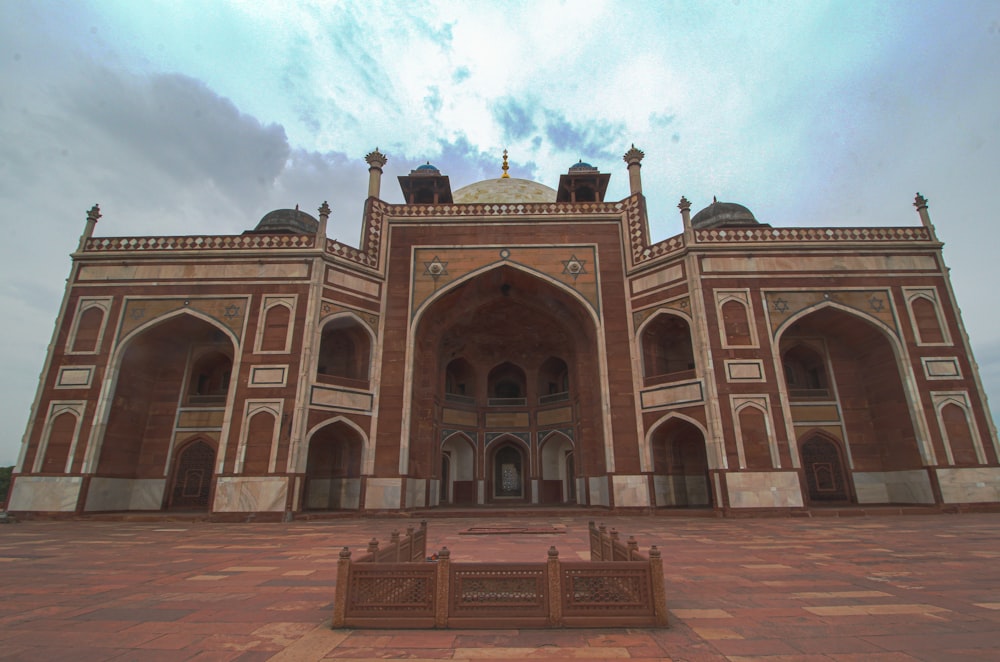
[
  {"left": 302, "top": 417, "right": 367, "bottom": 510},
  {"left": 413, "top": 261, "right": 602, "bottom": 329},
  {"left": 487, "top": 361, "right": 527, "bottom": 403},
  {"left": 117, "top": 307, "right": 240, "bottom": 350},
  {"left": 258, "top": 302, "right": 292, "bottom": 352},
  {"left": 647, "top": 413, "right": 713, "bottom": 508},
  {"left": 539, "top": 431, "right": 575, "bottom": 504},
  {"left": 734, "top": 400, "right": 775, "bottom": 469},
  {"left": 910, "top": 295, "right": 946, "bottom": 344},
  {"left": 797, "top": 428, "right": 852, "bottom": 504},
  {"left": 488, "top": 436, "right": 529, "bottom": 501},
  {"left": 301, "top": 415, "right": 370, "bottom": 474},
  {"left": 316, "top": 312, "right": 374, "bottom": 384},
  {"left": 775, "top": 302, "right": 932, "bottom": 476},
  {"left": 639, "top": 310, "right": 695, "bottom": 383},
  {"left": 36, "top": 409, "right": 81, "bottom": 474},
  {"left": 441, "top": 431, "right": 476, "bottom": 505},
  {"left": 933, "top": 395, "right": 985, "bottom": 465},
  {"left": 84, "top": 310, "right": 239, "bottom": 478},
  {"left": 402, "top": 261, "right": 613, "bottom": 481},
  {"left": 167, "top": 436, "right": 216, "bottom": 510},
  {"left": 775, "top": 299, "right": 899, "bottom": 343},
  {"left": 721, "top": 298, "right": 753, "bottom": 346}
]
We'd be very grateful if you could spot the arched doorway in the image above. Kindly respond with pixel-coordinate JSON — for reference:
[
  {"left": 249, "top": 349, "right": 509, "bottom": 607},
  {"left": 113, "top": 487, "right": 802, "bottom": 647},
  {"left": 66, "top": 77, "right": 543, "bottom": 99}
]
[
  {"left": 799, "top": 433, "right": 851, "bottom": 504},
  {"left": 539, "top": 433, "right": 574, "bottom": 504},
  {"left": 651, "top": 417, "right": 712, "bottom": 507},
  {"left": 168, "top": 439, "right": 216, "bottom": 510},
  {"left": 440, "top": 434, "right": 476, "bottom": 504},
  {"left": 489, "top": 440, "right": 527, "bottom": 502},
  {"left": 779, "top": 306, "right": 925, "bottom": 504},
  {"left": 408, "top": 265, "right": 602, "bottom": 507},
  {"left": 93, "top": 313, "right": 234, "bottom": 511},
  {"left": 304, "top": 422, "right": 363, "bottom": 510}
]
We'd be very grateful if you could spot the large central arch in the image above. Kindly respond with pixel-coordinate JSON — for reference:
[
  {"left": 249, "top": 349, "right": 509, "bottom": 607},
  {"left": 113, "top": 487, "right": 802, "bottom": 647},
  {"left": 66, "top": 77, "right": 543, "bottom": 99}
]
[
  {"left": 87, "top": 312, "right": 236, "bottom": 511},
  {"left": 408, "top": 264, "right": 603, "bottom": 506},
  {"left": 777, "top": 304, "right": 930, "bottom": 505}
]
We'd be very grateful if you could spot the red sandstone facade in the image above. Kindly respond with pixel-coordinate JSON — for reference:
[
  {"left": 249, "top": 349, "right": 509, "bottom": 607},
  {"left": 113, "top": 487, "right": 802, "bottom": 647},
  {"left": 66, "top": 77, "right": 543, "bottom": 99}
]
[{"left": 9, "top": 147, "right": 1000, "bottom": 515}]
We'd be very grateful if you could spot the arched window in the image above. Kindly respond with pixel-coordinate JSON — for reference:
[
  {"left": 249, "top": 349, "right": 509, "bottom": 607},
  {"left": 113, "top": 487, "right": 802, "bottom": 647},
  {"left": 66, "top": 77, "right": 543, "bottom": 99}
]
[
  {"left": 782, "top": 343, "right": 829, "bottom": 398},
  {"left": 72, "top": 306, "right": 105, "bottom": 353},
  {"left": 487, "top": 362, "right": 526, "bottom": 405},
  {"left": 738, "top": 406, "right": 772, "bottom": 469},
  {"left": 187, "top": 351, "right": 232, "bottom": 404},
  {"left": 259, "top": 304, "right": 291, "bottom": 352},
  {"left": 641, "top": 313, "right": 695, "bottom": 382},
  {"left": 41, "top": 412, "right": 77, "bottom": 473},
  {"left": 444, "top": 358, "right": 475, "bottom": 403},
  {"left": 942, "top": 403, "right": 979, "bottom": 465},
  {"left": 911, "top": 297, "right": 945, "bottom": 344},
  {"left": 721, "top": 299, "right": 752, "bottom": 346},
  {"left": 317, "top": 318, "right": 371, "bottom": 383},
  {"left": 538, "top": 357, "right": 569, "bottom": 403},
  {"left": 242, "top": 411, "right": 276, "bottom": 475}
]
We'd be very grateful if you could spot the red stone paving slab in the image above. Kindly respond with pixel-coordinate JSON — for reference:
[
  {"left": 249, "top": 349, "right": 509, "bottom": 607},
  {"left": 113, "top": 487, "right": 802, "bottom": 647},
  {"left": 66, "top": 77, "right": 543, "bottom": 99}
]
[{"left": 1, "top": 513, "right": 1000, "bottom": 660}]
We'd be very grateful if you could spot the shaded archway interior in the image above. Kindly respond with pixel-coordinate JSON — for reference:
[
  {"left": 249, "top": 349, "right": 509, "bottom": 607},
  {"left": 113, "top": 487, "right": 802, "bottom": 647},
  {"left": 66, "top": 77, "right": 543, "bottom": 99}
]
[
  {"left": 781, "top": 307, "right": 923, "bottom": 474},
  {"left": 410, "top": 265, "right": 602, "bottom": 504},
  {"left": 99, "top": 315, "right": 233, "bottom": 479},
  {"left": 651, "top": 418, "right": 712, "bottom": 507}
]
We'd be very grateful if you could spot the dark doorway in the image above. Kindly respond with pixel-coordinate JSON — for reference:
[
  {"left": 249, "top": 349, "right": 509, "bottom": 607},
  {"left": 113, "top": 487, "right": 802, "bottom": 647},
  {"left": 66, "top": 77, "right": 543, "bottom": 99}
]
[
  {"left": 800, "top": 435, "right": 851, "bottom": 503},
  {"left": 168, "top": 440, "right": 215, "bottom": 510},
  {"left": 493, "top": 445, "right": 524, "bottom": 498}
]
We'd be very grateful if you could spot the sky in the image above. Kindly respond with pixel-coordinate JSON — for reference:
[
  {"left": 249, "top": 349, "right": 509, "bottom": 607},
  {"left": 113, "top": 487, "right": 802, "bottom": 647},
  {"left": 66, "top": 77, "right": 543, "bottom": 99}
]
[{"left": 1, "top": 0, "right": 999, "bottom": 466}]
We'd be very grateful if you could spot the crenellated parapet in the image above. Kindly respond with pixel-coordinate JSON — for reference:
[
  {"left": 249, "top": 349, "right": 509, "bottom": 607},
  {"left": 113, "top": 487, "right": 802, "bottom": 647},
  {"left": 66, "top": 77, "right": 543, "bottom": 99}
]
[
  {"left": 82, "top": 233, "right": 315, "bottom": 252},
  {"left": 694, "top": 225, "right": 932, "bottom": 244}
]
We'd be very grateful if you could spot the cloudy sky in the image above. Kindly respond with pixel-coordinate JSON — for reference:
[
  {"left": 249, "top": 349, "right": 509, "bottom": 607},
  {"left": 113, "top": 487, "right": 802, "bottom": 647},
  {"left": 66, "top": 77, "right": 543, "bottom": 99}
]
[{"left": 1, "top": 0, "right": 999, "bottom": 466}]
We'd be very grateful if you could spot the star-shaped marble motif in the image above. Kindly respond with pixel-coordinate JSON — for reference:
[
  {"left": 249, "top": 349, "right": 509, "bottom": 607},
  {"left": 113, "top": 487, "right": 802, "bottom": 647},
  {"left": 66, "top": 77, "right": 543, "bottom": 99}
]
[
  {"left": 562, "top": 255, "right": 587, "bottom": 281},
  {"left": 773, "top": 298, "right": 790, "bottom": 313},
  {"left": 129, "top": 307, "right": 145, "bottom": 321},
  {"left": 321, "top": 303, "right": 332, "bottom": 314},
  {"left": 423, "top": 256, "right": 448, "bottom": 280},
  {"left": 223, "top": 304, "right": 241, "bottom": 319},
  {"left": 869, "top": 296, "right": 885, "bottom": 312}
]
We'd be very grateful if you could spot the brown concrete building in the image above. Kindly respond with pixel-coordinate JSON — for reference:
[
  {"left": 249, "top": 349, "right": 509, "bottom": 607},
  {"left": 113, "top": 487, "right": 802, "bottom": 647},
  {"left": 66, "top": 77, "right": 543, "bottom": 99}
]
[{"left": 8, "top": 146, "right": 1000, "bottom": 515}]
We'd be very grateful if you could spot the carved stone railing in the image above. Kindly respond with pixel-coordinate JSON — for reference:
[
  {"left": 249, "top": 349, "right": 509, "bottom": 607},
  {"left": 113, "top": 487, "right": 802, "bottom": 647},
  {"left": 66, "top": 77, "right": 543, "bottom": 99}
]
[
  {"left": 355, "top": 521, "right": 429, "bottom": 564},
  {"left": 694, "top": 226, "right": 931, "bottom": 244},
  {"left": 331, "top": 521, "right": 667, "bottom": 629},
  {"left": 83, "top": 233, "right": 315, "bottom": 252}
]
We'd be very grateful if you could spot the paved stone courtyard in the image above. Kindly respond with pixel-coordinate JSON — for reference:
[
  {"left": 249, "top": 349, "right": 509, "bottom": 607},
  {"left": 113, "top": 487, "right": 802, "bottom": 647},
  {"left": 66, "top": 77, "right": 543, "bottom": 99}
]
[{"left": 1, "top": 513, "right": 999, "bottom": 660}]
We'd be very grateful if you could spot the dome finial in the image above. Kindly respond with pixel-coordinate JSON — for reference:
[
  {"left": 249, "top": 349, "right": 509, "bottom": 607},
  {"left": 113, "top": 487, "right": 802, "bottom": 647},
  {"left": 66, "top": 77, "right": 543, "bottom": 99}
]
[{"left": 501, "top": 149, "right": 510, "bottom": 178}]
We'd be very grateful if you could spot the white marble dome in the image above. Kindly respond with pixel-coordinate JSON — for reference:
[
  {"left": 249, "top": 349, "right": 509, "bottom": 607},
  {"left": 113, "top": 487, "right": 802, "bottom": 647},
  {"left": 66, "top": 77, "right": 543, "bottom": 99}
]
[{"left": 452, "top": 177, "right": 557, "bottom": 204}]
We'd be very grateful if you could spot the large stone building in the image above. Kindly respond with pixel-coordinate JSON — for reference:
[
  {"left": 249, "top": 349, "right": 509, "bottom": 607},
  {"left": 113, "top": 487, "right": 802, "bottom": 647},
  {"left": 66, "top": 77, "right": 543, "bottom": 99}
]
[{"left": 8, "top": 147, "right": 1000, "bottom": 516}]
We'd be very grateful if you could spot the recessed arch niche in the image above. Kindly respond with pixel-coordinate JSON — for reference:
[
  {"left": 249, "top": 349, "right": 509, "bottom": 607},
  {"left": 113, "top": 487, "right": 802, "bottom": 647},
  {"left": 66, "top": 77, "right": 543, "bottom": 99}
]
[{"left": 408, "top": 265, "right": 603, "bottom": 499}]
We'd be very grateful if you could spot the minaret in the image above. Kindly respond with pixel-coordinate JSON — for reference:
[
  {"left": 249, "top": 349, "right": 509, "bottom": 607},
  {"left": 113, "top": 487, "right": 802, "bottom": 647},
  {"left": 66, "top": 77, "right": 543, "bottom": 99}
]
[
  {"left": 913, "top": 192, "right": 938, "bottom": 242},
  {"left": 678, "top": 196, "right": 693, "bottom": 243},
  {"left": 317, "top": 200, "right": 331, "bottom": 242},
  {"left": 77, "top": 204, "right": 101, "bottom": 251},
  {"left": 365, "top": 148, "right": 388, "bottom": 199},
  {"left": 623, "top": 144, "right": 645, "bottom": 196}
]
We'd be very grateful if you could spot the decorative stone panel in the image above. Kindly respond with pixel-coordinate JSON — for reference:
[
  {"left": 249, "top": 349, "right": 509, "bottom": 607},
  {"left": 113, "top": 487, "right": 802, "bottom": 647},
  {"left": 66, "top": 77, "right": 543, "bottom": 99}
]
[{"left": 763, "top": 289, "right": 898, "bottom": 337}]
